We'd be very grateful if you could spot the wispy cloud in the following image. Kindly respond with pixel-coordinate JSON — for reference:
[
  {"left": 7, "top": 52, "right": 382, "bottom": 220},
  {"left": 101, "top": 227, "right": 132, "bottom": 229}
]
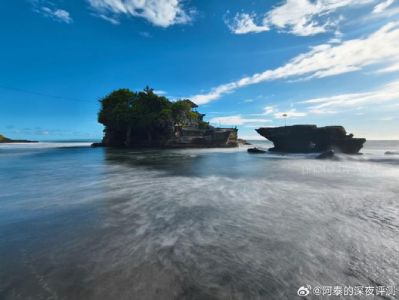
[
  {"left": 35, "top": 6, "right": 73, "bottom": 24},
  {"left": 96, "top": 13, "right": 120, "bottom": 25},
  {"left": 139, "top": 31, "right": 152, "bottom": 38},
  {"left": 376, "top": 62, "right": 399, "bottom": 73},
  {"left": 87, "top": 0, "right": 194, "bottom": 27},
  {"left": 301, "top": 80, "right": 399, "bottom": 111},
  {"left": 259, "top": 80, "right": 399, "bottom": 117},
  {"left": 192, "top": 22, "right": 399, "bottom": 104},
  {"left": 228, "top": 13, "right": 269, "bottom": 34},
  {"left": 154, "top": 89, "right": 166, "bottom": 95},
  {"left": 377, "top": 116, "right": 395, "bottom": 121},
  {"left": 209, "top": 115, "right": 271, "bottom": 126},
  {"left": 373, "top": 0, "right": 395, "bottom": 13},
  {"left": 227, "top": 0, "right": 374, "bottom": 36},
  {"left": 208, "top": 108, "right": 307, "bottom": 128},
  {"left": 261, "top": 106, "right": 308, "bottom": 119},
  {"left": 263, "top": 106, "right": 276, "bottom": 115}
]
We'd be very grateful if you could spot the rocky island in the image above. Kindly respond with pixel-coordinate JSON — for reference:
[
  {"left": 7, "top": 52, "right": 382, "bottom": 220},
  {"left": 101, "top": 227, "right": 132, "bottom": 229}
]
[
  {"left": 256, "top": 125, "right": 366, "bottom": 154},
  {"left": 0, "top": 134, "right": 37, "bottom": 144},
  {"left": 94, "top": 87, "right": 238, "bottom": 148}
]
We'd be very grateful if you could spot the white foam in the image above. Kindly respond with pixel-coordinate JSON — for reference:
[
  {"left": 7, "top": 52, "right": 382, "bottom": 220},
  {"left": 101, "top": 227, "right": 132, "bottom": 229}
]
[{"left": 0, "top": 142, "right": 93, "bottom": 149}]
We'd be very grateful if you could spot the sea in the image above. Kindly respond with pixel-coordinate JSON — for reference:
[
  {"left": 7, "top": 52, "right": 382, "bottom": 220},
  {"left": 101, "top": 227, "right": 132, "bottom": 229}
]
[{"left": 0, "top": 140, "right": 399, "bottom": 300}]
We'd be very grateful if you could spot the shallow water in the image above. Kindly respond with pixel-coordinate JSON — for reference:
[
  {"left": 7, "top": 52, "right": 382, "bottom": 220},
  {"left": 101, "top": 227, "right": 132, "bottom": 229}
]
[{"left": 0, "top": 141, "right": 399, "bottom": 299}]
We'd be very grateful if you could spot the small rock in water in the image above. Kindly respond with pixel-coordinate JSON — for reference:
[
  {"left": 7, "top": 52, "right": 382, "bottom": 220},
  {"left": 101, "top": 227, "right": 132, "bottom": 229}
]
[
  {"left": 385, "top": 151, "right": 399, "bottom": 155},
  {"left": 247, "top": 147, "right": 267, "bottom": 154}
]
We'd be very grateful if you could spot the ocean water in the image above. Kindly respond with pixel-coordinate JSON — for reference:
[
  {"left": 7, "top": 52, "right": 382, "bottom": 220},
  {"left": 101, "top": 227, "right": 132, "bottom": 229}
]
[{"left": 0, "top": 141, "right": 399, "bottom": 300}]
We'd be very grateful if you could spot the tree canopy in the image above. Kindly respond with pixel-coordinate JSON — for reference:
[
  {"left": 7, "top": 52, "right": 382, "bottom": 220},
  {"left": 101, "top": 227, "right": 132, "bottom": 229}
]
[{"left": 98, "top": 87, "right": 208, "bottom": 146}]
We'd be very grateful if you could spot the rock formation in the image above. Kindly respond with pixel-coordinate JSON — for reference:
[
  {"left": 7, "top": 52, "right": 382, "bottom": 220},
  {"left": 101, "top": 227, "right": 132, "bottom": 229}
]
[
  {"left": 96, "top": 88, "right": 238, "bottom": 148},
  {"left": 256, "top": 125, "right": 366, "bottom": 154}
]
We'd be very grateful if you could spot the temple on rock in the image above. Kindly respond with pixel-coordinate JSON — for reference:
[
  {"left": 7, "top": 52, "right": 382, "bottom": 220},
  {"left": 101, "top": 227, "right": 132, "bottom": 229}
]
[{"left": 96, "top": 88, "right": 238, "bottom": 148}]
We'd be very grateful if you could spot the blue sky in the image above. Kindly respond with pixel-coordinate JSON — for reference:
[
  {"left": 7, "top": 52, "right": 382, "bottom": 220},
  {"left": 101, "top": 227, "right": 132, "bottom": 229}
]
[{"left": 1, "top": 0, "right": 399, "bottom": 140}]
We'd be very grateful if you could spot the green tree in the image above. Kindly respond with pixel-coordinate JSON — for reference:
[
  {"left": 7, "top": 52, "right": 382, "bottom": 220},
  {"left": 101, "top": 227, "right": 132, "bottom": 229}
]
[
  {"left": 97, "top": 87, "right": 212, "bottom": 147},
  {"left": 98, "top": 87, "right": 181, "bottom": 146},
  {"left": 130, "top": 88, "right": 172, "bottom": 144},
  {"left": 98, "top": 89, "right": 136, "bottom": 146}
]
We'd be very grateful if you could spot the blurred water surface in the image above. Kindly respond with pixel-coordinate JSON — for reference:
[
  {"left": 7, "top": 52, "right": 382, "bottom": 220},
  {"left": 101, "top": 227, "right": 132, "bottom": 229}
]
[{"left": 0, "top": 141, "right": 399, "bottom": 299}]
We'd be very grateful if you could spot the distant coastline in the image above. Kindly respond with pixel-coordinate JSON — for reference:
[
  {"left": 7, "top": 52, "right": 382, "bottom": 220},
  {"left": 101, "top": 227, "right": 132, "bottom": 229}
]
[{"left": 0, "top": 134, "right": 37, "bottom": 144}]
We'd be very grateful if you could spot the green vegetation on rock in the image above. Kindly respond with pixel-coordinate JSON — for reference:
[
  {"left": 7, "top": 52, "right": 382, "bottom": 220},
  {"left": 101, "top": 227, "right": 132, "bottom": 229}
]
[{"left": 98, "top": 87, "right": 210, "bottom": 147}]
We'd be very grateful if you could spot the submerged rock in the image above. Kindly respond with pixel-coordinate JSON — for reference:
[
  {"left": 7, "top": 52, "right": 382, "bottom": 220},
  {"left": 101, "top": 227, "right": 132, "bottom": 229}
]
[{"left": 256, "top": 125, "right": 366, "bottom": 154}]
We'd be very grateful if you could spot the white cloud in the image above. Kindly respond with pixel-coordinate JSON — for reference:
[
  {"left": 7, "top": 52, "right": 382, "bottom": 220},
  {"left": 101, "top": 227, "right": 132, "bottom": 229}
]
[
  {"left": 301, "top": 80, "right": 399, "bottom": 110},
  {"left": 253, "top": 105, "right": 308, "bottom": 119},
  {"left": 192, "top": 22, "right": 399, "bottom": 104},
  {"left": 378, "top": 116, "right": 395, "bottom": 121},
  {"left": 97, "top": 13, "right": 120, "bottom": 24},
  {"left": 209, "top": 115, "right": 271, "bottom": 126},
  {"left": 263, "top": 106, "right": 276, "bottom": 115},
  {"left": 209, "top": 109, "right": 306, "bottom": 127},
  {"left": 274, "top": 109, "right": 307, "bottom": 119},
  {"left": 228, "top": 13, "right": 270, "bottom": 34},
  {"left": 307, "top": 108, "right": 338, "bottom": 114},
  {"left": 139, "top": 31, "right": 152, "bottom": 38},
  {"left": 328, "top": 38, "right": 342, "bottom": 44},
  {"left": 39, "top": 7, "right": 73, "bottom": 24},
  {"left": 227, "top": 0, "right": 374, "bottom": 36},
  {"left": 373, "top": 0, "right": 395, "bottom": 13},
  {"left": 376, "top": 62, "right": 399, "bottom": 73},
  {"left": 87, "top": 0, "right": 193, "bottom": 27},
  {"left": 261, "top": 106, "right": 307, "bottom": 118},
  {"left": 154, "top": 89, "right": 166, "bottom": 95}
]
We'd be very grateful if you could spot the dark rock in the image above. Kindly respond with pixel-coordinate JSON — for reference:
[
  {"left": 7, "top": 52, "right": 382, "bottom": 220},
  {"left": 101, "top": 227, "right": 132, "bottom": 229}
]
[
  {"left": 256, "top": 125, "right": 366, "bottom": 154},
  {"left": 316, "top": 150, "right": 335, "bottom": 159},
  {"left": 385, "top": 151, "right": 399, "bottom": 155},
  {"left": 91, "top": 142, "right": 104, "bottom": 148},
  {"left": 247, "top": 147, "right": 267, "bottom": 154}
]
